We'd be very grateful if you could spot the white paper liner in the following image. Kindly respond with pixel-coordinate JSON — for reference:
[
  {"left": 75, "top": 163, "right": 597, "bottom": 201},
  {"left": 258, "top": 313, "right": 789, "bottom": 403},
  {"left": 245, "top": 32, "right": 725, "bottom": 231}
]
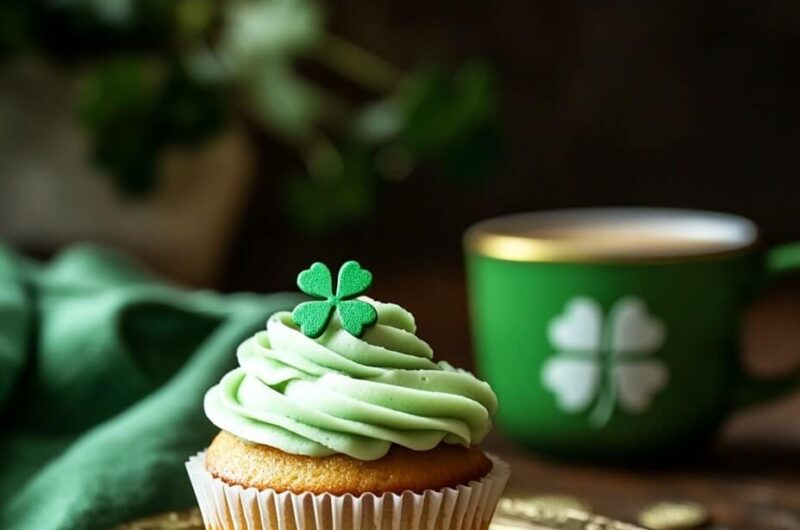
[{"left": 186, "top": 451, "right": 509, "bottom": 530}]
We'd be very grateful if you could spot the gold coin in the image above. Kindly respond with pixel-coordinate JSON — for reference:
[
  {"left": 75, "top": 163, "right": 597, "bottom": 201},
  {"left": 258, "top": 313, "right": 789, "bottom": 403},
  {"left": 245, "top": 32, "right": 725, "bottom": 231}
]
[
  {"left": 526, "top": 494, "right": 591, "bottom": 513},
  {"left": 498, "top": 494, "right": 591, "bottom": 519},
  {"left": 638, "top": 501, "right": 709, "bottom": 530},
  {"left": 111, "top": 508, "right": 203, "bottom": 530}
]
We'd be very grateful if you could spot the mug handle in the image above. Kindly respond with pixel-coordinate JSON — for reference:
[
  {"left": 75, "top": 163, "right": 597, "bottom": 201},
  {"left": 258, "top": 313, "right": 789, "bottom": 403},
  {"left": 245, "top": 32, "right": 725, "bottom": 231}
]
[{"left": 735, "top": 241, "right": 800, "bottom": 407}]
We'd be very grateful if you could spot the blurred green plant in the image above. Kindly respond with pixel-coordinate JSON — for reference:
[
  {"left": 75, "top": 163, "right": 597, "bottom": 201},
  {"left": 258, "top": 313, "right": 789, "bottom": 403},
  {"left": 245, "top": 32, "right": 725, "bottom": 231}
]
[{"left": 1, "top": 0, "right": 502, "bottom": 232}]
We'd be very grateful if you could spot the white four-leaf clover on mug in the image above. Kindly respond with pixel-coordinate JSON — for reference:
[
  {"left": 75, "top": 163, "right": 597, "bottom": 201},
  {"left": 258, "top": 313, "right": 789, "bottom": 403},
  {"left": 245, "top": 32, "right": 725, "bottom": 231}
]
[{"left": 542, "top": 296, "right": 669, "bottom": 427}]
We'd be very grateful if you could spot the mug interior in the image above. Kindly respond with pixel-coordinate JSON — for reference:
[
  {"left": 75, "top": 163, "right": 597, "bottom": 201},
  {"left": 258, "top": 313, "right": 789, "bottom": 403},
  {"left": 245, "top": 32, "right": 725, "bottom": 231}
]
[{"left": 464, "top": 208, "right": 758, "bottom": 262}]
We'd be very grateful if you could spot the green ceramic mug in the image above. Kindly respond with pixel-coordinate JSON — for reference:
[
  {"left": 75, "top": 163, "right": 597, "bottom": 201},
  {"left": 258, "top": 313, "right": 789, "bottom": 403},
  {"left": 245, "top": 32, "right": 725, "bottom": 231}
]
[{"left": 464, "top": 208, "right": 800, "bottom": 459}]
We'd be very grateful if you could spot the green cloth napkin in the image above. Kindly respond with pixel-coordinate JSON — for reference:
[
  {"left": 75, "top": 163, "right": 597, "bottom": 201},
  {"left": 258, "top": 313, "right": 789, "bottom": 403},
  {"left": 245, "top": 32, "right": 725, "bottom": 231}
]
[{"left": 0, "top": 245, "right": 300, "bottom": 530}]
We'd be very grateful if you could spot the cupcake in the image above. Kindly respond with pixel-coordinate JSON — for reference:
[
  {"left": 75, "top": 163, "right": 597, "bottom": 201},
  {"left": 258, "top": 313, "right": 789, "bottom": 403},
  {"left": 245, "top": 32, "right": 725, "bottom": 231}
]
[{"left": 186, "top": 261, "right": 509, "bottom": 530}]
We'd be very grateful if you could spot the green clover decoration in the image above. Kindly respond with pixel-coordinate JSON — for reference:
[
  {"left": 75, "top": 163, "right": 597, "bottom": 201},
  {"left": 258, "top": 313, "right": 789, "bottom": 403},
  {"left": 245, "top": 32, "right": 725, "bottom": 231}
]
[{"left": 292, "top": 261, "right": 378, "bottom": 338}]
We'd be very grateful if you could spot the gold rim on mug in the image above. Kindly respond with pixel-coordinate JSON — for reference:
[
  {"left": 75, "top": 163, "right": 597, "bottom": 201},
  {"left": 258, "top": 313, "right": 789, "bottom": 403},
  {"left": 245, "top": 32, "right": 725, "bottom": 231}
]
[{"left": 464, "top": 208, "right": 760, "bottom": 264}]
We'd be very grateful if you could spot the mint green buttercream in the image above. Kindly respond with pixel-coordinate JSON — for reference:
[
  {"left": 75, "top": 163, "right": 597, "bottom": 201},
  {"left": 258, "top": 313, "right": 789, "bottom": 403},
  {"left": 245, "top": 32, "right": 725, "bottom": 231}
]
[{"left": 204, "top": 298, "right": 498, "bottom": 460}]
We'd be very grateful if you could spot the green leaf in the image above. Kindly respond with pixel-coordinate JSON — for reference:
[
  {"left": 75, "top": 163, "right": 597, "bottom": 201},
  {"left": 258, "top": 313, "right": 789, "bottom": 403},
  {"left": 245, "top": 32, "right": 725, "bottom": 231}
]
[
  {"left": 335, "top": 261, "right": 372, "bottom": 299},
  {"left": 78, "top": 59, "right": 159, "bottom": 130},
  {"left": 222, "top": 0, "right": 323, "bottom": 69},
  {"left": 292, "top": 300, "right": 334, "bottom": 338},
  {"left": 89, "top": 0, "right": 135, "bottom": 28},
  {"left": 296, "top": 262, "right": 334, "bottom": 298},
  {"left": 350, "top": 62, "right": 503, "bottom": 185},
  {"left": 77, "top": 59, "right": 163, "bottom": 196},
  {"left": 78, "top": 60, "right": 226, "bottom": 197},
  {"left": 352, "top": 100, "right": 403, "bottom": 144},
  {"left": 399, "top": 62, "right": 496, "bottom": 156},
  {"left": 219, "top": 0, "right": 324, "bottom": 140},
  {"left": 337, "top": 299, "right": 377, "bottom": 338},
  {"left": 249, "top": 62, "right": 320, "bottom": 140}
]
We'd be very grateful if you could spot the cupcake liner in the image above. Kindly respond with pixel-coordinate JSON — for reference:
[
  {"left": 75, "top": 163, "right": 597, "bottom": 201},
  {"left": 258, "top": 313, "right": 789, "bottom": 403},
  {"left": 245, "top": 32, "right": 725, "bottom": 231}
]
[{"left": 186, "top": 451, "right": 509, "bottom": 530}]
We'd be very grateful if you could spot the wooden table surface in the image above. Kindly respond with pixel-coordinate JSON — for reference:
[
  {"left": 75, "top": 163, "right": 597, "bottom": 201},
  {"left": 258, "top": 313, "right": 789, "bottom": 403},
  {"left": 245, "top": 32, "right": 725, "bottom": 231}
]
[{"left": 374, "top": 265, "right": 800, "bottom": 530}]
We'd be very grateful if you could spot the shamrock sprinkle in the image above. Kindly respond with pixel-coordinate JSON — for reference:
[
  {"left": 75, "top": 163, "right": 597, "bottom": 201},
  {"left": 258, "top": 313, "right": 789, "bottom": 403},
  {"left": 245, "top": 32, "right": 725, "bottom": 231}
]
[{"left": 292, "top": 261, "right": 378, "bottom": 338}]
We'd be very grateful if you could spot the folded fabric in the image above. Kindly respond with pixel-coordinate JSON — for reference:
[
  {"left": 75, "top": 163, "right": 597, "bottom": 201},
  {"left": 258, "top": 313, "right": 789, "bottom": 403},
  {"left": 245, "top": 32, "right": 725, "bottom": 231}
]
[{"left": 0, "top": 245, "right": 300, "bottom": 530}]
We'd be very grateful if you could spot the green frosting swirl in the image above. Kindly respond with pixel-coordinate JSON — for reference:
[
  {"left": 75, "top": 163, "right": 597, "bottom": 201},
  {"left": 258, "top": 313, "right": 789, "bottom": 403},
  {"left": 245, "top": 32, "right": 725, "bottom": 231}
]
[{"left": 204, "top": 298, "right": 498, "bottom": 460}]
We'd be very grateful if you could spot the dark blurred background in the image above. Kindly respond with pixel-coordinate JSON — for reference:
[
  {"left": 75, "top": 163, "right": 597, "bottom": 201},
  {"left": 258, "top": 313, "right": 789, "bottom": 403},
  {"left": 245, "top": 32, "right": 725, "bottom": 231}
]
[
  {"left": 237, "top": 2, "right": 800, "bottom": 290},
  {"left": 2, "top": 1, "right": 800, "bottom": 335}
]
